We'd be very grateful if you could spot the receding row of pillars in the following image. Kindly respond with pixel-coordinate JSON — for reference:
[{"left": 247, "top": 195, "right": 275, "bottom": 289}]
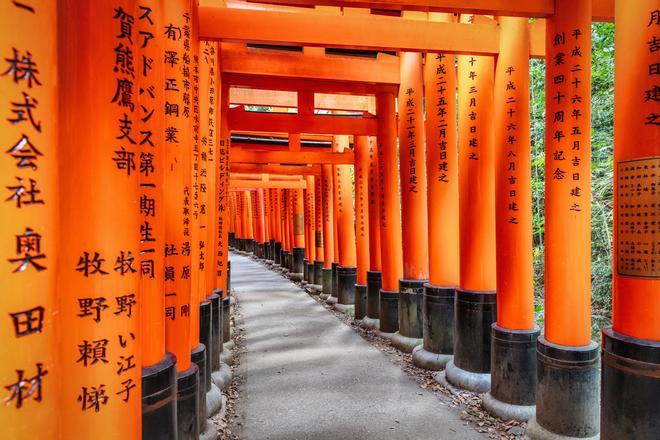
[
  {"left": 2, "top": 1, "right": 235, "bottom": 439},
  {"left": 228, "top": 3, "right": 659, "bottom": 439}
]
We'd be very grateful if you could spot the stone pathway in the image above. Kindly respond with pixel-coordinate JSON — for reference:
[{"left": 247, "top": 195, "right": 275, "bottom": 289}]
[{"left": 230, "top": 252, "right": 484, "bottom": 440}]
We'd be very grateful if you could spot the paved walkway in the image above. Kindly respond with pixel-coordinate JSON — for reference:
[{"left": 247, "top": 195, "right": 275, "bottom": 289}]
[{"left": 230, "top": 253, "right": 483, "bottom": 440}]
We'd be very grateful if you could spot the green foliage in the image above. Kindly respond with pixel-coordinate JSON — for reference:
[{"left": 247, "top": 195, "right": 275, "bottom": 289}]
[{"left": 529, "top": 23, "right": 614, "bottom": 336}]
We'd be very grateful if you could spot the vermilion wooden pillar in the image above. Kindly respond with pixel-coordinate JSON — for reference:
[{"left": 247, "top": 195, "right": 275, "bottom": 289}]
[
  {"left": 413, "top": 12, "right": 459, "bottom": 371},
  {"left": 354, "top": 136, "right": 371, "bottom": 319},
  {"left": 601, "top": 2, "right": 659, "bottom": 438},
  {"left": 271, "top": 188, "right": 283, "bottom": 266},
  {"left": 331, "top": 138, "right": 340, "bottom": 291},
  {"left": 527, "top": 2, "right": 599, "bottom": 438},
  {"left": 257, "top": 188, "right": 266, "bottom": 255},
  {"left": 394, "top": 51, "right": 429, "bottom": 352},
  {"left": 291, "top": 187, "right": 305, "bottom": 280},
  {"left": 312, "top": 175, "right": 324, "bottom": 289},
  {"left": 362, "top": 134, "right": 383, "bottom": 329},
  {"left": 482, "top": 16, "right": 539, "bottom": 422},
  {"left": 443, "top": 15, "right": 497, "bottom": 395},
  {"left": 216, "top": 82, "right": 231, "bottom": 296},
  {"left": 199, "top": 39, "right": 228, "bottom": 402},
  {"left": 332, "top": 136, "right": 357, "bottom": 312},
  {"left": 163, "top": 1, "right": 199, "bottom": 437},
  {"left": 320, "top": 164, "right": 335, "bottom": 298},
  {"left": 304, "top": 176, "right": 316, "bottom": 284},
  {"left": 376, "top": 92, "right": 404, "bottom": 338},
  {"left": 136, "top": 1, "right": 177, "bottom": 437},
  {"left": 58, "top": 2, "right": 141, "bottom": 437},
  {"left": 228, "top": 191, "right": 236, "bottom": 249},
  {"left": 1, "top": 2, "right": 58, "bottom": 437}
]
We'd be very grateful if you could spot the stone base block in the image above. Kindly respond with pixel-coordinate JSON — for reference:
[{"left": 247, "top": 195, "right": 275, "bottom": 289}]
[
  {"left": 411, "top": 345, "right": 452, "bottom": 371},
  {"left": 390, "top": 331, "right": 423, "bottom": 353},
  {"left": 206, "top": 383, "right": 223, "bottom": 417},
  {"left": 211, "top": 363, "right": 233, "bottom": 391},
  {"left": 445, "top": 359, "right": 491, "bottom": 393}
]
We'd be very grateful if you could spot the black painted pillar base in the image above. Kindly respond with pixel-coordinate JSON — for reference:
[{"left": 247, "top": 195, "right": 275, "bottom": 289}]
[
  {"left": 601, "top": 328, "right": 659, "bottom": 439},
  {"left": 176, "top": 363, "right": 199, "bottom": 440},
  {"left": 258, "top": 242, "right": 266, "bottom": 259},
  {"left": 444, "top": 289, "right": 496, "bottom": 393},
  {"left": 267, "top": 239, "right": 275, "bottom": 262},
  {"left": 228, "top": 232, "right": 235, "bottom": 249},
  {"left": 302, "top": 258, "right": 309, "bottom": 282},
  {"left": 482, "top": 324, "right": 539, "bottom": 422},
  {"left": 273, "top": 241, "right": 282, "bottom": 266},
  {"left": 142, "top": 352, "right": 177, "bottom": 440},
  {"left": 321, "top": 267, "right": 333, "bottom": 299},
  {"left": 199, "top": 301, "right": 212, "bottom": 393},
  {"left": 313, "top": 260, "right": 324, "bottom": 287},
  {"left": 326, "top": 262, "right": 339, "bottom": 304},
  {"left": 208, "top": 293, "right": 221, "bottom": 372},
  {"left": 290, "top": 247, "right": 305, "bottom": 281},
  {"left": 377, "top": 289, "right": 399, "bottom": 339},
  {"left": 412, "top": 284, "right": 455, "bottom": 371},
  {"left": 526, "top": 336, "right": 600, "bottom": 439},
  {"left": 334, "top": 266, "right": 356, "bottom": 314},
  {"left": 191, "top": 344, "right": 207, "bottom": 434},
  {"left": 226, "top": 260, "right": 231, "bottom": 295},
  {"left": 306, "top": 261, "right": 314, "bottom": 284},
  {"left": 282, "top": 251, "right": 290, "bottom": 273},
  {"left": 361, "top": 270, "right": 382, "bottom": 329},
  {"left": 391, "top": 279, "right": 425, "bottom": 353},
  {"left": 222, "top": 295, "right": 231, "bottom": 345},
  {"left": 337, "top": 266, "right": 356, "bottom": 305},
  {"left": 354, "top": 284, "right": 367, "bottom": 320}
]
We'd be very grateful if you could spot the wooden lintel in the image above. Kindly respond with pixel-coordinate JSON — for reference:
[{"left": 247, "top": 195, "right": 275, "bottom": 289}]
[
  {"left": 230, "top": 163, "right": 323, "bottom": 175},
  {"left": 230, "top": 148, "right": 355, "bottom": 164},
  {"left": 221, "top": 43, "right": 399, "bottom": 86},
  {"left": 228, "top": 106, "right": 377, "bottom": 135},
  {"left": 229, "top": 87, "right": 372, "bottom": 111},
  {"left": 230, "top": 179, "right": 307, "bottom": 189},
  {"left": 224, "top": 72, "right": 397, "bottom": 95},
  {"left": 241, "top": 0, "right": 613, "bottom": 21},
  {"left": 202, "top": 7, "right": 500, "bottom": 55}
]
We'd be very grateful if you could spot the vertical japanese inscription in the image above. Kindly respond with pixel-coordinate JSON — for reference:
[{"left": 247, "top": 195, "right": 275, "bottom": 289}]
[
  {"left": 1, "top": 3, "right": 57, "bottom": 435},
  {"left": 137, "top": 0, "right": 166, "bottom": 367},
  {"left": 162, "top": 0, "right": 193, "bottom": 369}
]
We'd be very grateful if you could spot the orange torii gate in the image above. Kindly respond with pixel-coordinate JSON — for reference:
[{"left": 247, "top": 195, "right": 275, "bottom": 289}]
[{"left": 2, "top": 2, "right": 657, "bottom": 440}]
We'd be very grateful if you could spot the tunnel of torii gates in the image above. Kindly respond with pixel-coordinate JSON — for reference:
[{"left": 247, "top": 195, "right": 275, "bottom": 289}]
[{"left": 0, "top": 0, "right": 657, "bottom": 439}]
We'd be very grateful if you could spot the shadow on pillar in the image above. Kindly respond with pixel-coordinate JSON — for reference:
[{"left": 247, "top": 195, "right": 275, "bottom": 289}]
[
  {"left": 176, "top": 363, "right": 199, "bottom": 440},
  {"left": 334, "top": 266, "right": 356, "bottom": 315},
  {"left": 391, "top": 279, "right": 425, "bottom": 353},
  {"left": 142, "top": 352, "right": 177, "bottom": 439},
  {"left": 360, "top": 271, "right": 382, "bottom": 329},
  {"left": 526, "top": 337, "right": 600, "bottom": 439},
  {"left": 438, "top": 289, "right": 496, "bottom": 393},
  {"left": 482, "top": 324, "right": 539, "bottom": 421},
  {"left": 600, "top": 328, "right": 659, "bottom": 439},
  {"left": 376, "top": 289, "right": 399, "bottom": 340},
  {"left": 412, "top": 284, "right": 454, "bottom": 371}
]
